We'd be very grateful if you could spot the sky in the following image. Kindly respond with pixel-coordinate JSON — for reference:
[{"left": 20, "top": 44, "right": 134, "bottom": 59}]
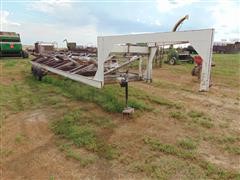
[{"left": 0, "top": 0, "right": 239, "bottom": 47}]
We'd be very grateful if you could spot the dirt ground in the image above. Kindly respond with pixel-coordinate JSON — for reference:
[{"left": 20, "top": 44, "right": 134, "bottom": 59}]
[{"left": 0, "top": 55, "right": 239, "bottom": 179}]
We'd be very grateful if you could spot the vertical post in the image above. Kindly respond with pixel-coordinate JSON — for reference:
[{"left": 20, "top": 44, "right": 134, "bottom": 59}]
[
  {"left": 139, "top": 57, "right": 142, "bottom": 79},
  {"left": 125, "top": 81, "right": 128, "bottom": 107},
  {"left": 199, "top": 30, "right": 214, "bottom": 91},
  {"left": 146, "top": 47, "right": 157, "bottom": 82}
]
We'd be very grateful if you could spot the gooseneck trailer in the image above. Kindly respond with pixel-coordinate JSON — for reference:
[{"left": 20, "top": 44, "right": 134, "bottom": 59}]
[{"left": 31, "top": 29, "right": 214, "bottom": 91}]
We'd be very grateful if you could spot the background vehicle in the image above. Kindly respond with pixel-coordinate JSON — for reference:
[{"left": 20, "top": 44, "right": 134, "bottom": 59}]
[{"left": 0, "top": 31, "right": 28, "bottom": 58}]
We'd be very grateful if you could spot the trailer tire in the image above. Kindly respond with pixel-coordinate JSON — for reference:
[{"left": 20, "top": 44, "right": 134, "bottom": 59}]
[
  {"left": 169, "top": 57, "right": 176, "bottom": 65},
  {"left": 31, "top": 65, "right": 46, "bottom": 81}
]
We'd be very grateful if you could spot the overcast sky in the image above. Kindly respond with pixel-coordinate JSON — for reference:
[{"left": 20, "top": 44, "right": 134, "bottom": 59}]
[{"left": 1, "top": 0, "right": 239, "bottom": 47}]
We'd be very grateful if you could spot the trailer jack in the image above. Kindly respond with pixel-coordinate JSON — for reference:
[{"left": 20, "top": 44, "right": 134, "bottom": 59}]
[{"left": 119, "top": 70, "right": 134, "bottom": 119}]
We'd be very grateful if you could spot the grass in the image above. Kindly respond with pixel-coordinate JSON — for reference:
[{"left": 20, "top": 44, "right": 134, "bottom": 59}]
[
  {"left": 52, "top": 109, "right": 119, "bottom": 160},
  {"left": 170, "top": 111, "right": 186, "bottom": 121},
  {"left": 1, "top": 54, "right": 240, "bottom": 179},
  {"left": 203, "top": 135, "right": 240, "bottom": 155},
  {"left": 43, "top": 76, "right": 150, "bottom": 113},
  {"left": 0, "top": 148, "right": 13, "bottom": 157},
  {"left": 129, "top": 156, "right": 206, "bottom": 179},
  {"left": 188, "top": 110, "right": 213, "bottom": 128},
  {"left": 177, "top": 138, "right": 197, "bottom": 150},
  {"left": 170, "top": 110, "right": 214, "bottom": 128},
  {"left": 143, "top": 136, "right": 240, "bottom": 179},
  {"left": 3, "top": 60, "right": 18, "bottom": 67},
  {"left": 143, "top": 137, "right": 196, "bottom": 160},
  {"left": 58, "top": 143, "right": 96, "bottom": 167},
  {"left": 15, "top": 133, "right": 26, "bottom": 143}
]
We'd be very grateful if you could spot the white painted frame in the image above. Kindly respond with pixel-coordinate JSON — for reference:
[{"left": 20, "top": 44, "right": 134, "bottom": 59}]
[
  {"left": 95, "top": 29, "right": 214, "bottom": 91},
  {"left": 31, "top": 29, "right": 214, "bottom": 91}
]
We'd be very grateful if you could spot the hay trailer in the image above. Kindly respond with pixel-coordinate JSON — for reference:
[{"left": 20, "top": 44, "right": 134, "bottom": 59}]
[{"left": 31, "top": 29, "right": 214, "bottom": 92}]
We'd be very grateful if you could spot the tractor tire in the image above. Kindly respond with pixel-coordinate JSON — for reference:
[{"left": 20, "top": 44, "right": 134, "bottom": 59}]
[{"left": 169, "top": 57, "right": 176, "bottom": 65}]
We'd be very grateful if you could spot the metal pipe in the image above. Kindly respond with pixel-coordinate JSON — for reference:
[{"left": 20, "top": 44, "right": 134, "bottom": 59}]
[{"left": 172, "top": 15, "right": 189, "bottom": 32}]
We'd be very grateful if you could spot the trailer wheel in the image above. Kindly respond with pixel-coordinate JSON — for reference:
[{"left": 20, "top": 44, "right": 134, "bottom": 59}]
[
  {"left": 169, "top": 57, "right": 176, "bottom": 65},
  {"left": 31, "top": 65, "right": 45, "bottom": 81}
]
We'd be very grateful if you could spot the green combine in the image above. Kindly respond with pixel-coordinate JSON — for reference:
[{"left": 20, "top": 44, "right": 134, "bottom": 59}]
[{"left": 0, "top": 31, "right": 28, "bottom": 58}]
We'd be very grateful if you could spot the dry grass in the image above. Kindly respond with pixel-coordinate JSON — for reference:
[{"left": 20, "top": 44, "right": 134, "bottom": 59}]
[{"left": 1, "top": 54, "right": 240, "bottom": 179}]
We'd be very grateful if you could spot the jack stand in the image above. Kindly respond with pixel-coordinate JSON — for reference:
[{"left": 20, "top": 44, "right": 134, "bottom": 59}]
[{"left": 119, "top": 70, "right": 134, "bottom": 119}]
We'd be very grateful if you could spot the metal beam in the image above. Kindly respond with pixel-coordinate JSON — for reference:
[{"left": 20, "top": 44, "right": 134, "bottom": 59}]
[
  {"left": 96, "top": 29, "right": 214, "bottom": 91},
  {"left": 112, "top": 45, "right": 149, "bottom": 54},
  {"left": 30, "top": 61, "right": 102, "bottom": 88}
]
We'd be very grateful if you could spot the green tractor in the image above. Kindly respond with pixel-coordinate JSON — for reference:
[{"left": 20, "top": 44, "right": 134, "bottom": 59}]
[{"left": 0, "top": 31, "right": 28, "bottom": 58}]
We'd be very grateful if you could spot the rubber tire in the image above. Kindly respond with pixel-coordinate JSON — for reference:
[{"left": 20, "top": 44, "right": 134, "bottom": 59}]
[{"left": 169, "top": 57, "right": 176, "bottom": 65}]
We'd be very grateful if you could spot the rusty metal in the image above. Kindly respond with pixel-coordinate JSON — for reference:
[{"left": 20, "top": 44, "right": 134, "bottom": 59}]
[{"left": 31, "top": 50, "right": 141, "bottom": 85}]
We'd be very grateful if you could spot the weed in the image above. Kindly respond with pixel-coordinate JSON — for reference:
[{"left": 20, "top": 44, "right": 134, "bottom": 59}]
[
  {"left": 225, "top": 146, "right": 240, "bottom": 155},
  {"left": 0, "top": 149, "right": 13, "bottom": 157},
  {"left": 217, "top": 136, "right": 239, "bottom": 144},
  {"left": 96, "top": 142, "right": 119, "bottom": 160},
  {"left": 170, "top": 111, "right": 186, "bottom": 121},
  {"left": 144, "top": 137, "right": 240, "bottom": 179},
  {"left": 219, "top": 123, "right": 229, "bottom": 128},
  {"left": 65, "top": 149, "right": 96, "bottom": 166},
  {"left": 188, "top": 110, "right": 205, "bottom": 118},
  {"left": 4, "top": 60, "right": 17, "bottom": 67},
  {"left": 147, "top": 95, "right": 183, "bottom": 109},
  {"left": 43, "top": 77, "right": 150, "bottom": 113},
  {"left": 195, "top": 117, "right": 214, "bottom": 128},
  {"left": 49, "top": 176, "right": 55, "bottom": 180},
  {"left": 188, "top": 111, "right": 214, "bottom": 128},
  {"left": 129, "top": 156, "right": 205, "bottom": 179},
  {"left": 52, "top": 109, "right": 119, "bottom": 160},
  {"left": 143, "top": 137, "right": 195, "bottom": 160},
  {"left": 15, "top": 134, "right": 26, "bottom": 143},
  {"left": 177, "top": 138, "right": 197, "bottom": 150}
]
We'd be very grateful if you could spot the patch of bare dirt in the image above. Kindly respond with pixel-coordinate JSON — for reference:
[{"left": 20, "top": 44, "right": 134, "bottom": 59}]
[
  {"left": 198, "top": 141, "right": 240, "bottom": 171},
  {"left": 1, "top": 108, "right": 95, "bottom": 179}
]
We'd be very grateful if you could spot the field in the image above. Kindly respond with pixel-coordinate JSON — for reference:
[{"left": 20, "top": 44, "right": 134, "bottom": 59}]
[{"left": 0, "top": 54, "right": 240, "bottom": 179}]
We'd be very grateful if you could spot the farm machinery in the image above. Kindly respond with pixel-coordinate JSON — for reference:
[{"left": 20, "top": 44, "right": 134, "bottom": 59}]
[
  {"left": 165, "top": 15, "right": 195, "bottom": 65},
  {"left": 30, "top": 29, "right": 214, "bottom": 92},
  {"left": 0, "top": 31, "right": 28, "bottom": 58}
]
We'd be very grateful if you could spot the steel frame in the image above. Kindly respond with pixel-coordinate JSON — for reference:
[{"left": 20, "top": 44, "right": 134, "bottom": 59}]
[
  {"left": 96, "top": 29, "right": 214, "bottom": 91},
  {"left": 31, "top": 29, "right": 214, "bottom": 91}
]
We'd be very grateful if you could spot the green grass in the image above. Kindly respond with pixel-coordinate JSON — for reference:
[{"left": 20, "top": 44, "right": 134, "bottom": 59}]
[
  {"left": 143, "top": 136, "right": 240, "bottom": 179},
  {"left": 129, "top": 156, "right": 206, "bottom": 179},
  {"left": 3, "top": 59, "right": 18, "bottom": 67},
  {"left": 58, "top": 143, "right": 96, "bottom": 167},
  {"left": 170, "top": 111, "right": 186, "bottom": 121},
  {"left": 42, "top": 76, "right": 150, "bottom": 113},
  {"left": 0, "top": 76, "right": 66, "bottom": 113},
  {"left": 188, "top": 110, "right": 213, "bottom": 128},
  {"left": 177, "top": 138, "right": 197, "bottom": 150},
  {"left": 1, "top": 54, "right": 240, "bottom": 179},
  {"left": 212, "top": 54, "right": 240, "bottom": 77},
  {"left": 203, "top": 135, "right": 240, "bottom": 155},
  {"left": 143, "top": 137, "right": 195, "bottom": 160},
  {"left": 0, "top": 148, "right": 13, "bottom": 157},
  {"left": 52, "top": 109, "right": 119, "bottom": 160},
  {"left": 170, "top": 110, "right": 214, "bottom": 128},
  {"left": 15, "top": 133, "right": 26, "bottom": 143},
  {"left": 65, "top": 149, "right": 96, "bottom": 166}
]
